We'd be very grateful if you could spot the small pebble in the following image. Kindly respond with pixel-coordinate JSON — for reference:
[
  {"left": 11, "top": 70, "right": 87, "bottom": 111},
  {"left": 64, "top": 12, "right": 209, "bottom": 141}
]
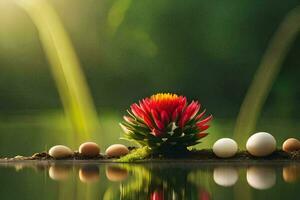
[
  {"left": 49, "top": 145, "right": 73, "bottom": 159},
  {"left": 246, "top": 132, "right": 276, "bottom": 157},
  {"left": 213, "top": 138, "right": 238, "bottom": 158},
  {"left": 79, "top": 142, "right": 100, "bottom": 157},
  {"left": 282, "top": 138, "right": 300, "bottom": 153},
  {"left": 14, "top": 155, "right": 24, "bottom": 159},
  {"left": 105, "top": 144, "right": 129, "bottom": 157}
]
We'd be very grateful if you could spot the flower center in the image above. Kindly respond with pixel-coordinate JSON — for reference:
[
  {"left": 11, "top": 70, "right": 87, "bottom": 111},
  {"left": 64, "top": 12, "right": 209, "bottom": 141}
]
[{"left": 150, "top": 93, "right": 179, "bottom": 102}]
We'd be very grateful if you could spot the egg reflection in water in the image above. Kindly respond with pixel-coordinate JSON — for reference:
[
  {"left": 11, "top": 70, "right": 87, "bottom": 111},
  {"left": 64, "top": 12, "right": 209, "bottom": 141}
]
[
  {"left": 247, "top": 166, "right": 276, "bottom": 190},
  {"left": 283, "top": 165, "right": 300, "bottom": 183},
  {"left": 106, "top": 165, "right": 129, "bottom": 182},
  {"left": 213, "top": 166, "right": 239, "bottom": 187},
  {"left": 14, "top": 164, "right": 25, "bottom": 171},
  {"left": 48, "top": 165, "right": 71, "bottom": 181},
  {"left": 79, "top": 165, "right": 99, "bottom": 183}
]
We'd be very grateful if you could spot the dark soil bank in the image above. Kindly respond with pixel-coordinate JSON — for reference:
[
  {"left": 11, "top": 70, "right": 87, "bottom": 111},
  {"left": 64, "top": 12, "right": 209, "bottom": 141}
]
[{"left": 1, "top": 149, "right": 300, "bottom": 162}]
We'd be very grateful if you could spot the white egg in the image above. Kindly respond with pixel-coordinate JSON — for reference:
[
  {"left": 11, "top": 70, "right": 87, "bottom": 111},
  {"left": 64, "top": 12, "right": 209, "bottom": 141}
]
[
  {"left": 213, "top": 138, "right": 238, "bottom": 158},
  {"left": 213, "top": 167, "right": 239, "bottom": 187},
  {"left": 246, "top": 132, "right": 276, "bottom": 157},
  {"left": 247, "top": 166, "right": 276, "bottom": 190}
]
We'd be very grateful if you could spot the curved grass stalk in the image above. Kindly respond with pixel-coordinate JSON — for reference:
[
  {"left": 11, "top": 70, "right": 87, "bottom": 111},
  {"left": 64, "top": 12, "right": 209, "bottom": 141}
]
[
  {"left": 234, "top": 6, "right": 300, "bottom": 143},
  {"left": 16, "top": 0, "right": 99, "bottom": 143}
]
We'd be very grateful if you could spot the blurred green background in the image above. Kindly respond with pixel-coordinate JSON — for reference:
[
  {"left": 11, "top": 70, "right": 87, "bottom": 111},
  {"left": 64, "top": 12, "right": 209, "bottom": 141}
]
[{"left": 0, "top": 0, "right": 300, "bottom": 156}]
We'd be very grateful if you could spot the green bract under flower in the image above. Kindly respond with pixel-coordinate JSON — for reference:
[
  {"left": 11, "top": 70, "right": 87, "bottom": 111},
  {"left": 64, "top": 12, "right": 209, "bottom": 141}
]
[{"left": 120, "top": 93, "right": 212, "bottom": 152}]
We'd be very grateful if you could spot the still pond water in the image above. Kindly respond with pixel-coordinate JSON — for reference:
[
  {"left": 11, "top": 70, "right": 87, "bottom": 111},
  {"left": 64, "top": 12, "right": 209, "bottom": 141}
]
[
  {"left": 0, "top": 115, "right": 299, "bottom": 199},
  {"left": 0, "top": 161, "right": 299, "bottom": 200}
]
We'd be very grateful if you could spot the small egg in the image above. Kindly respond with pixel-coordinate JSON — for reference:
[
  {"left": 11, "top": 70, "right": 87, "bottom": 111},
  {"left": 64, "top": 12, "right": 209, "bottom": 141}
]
[
  {"left": 49, "top": 145, "right": 73, "bottom": 159},
  {"left": 213, "top": 138, "right": 238, "bottom": 158},
  {"left": 246, "top": 132, "right": 276, "bottom": 157},
  {"left": 213, "top": 167, "right": 239, "bottom": 187},
  {"left": 105, "top": 144, "right": 129, "bottom": 158},
  {"left": 282, "top": 138, "right": 300, "bottom": 153},
  {"left": 247, "top": 166, "right": 276, "bottom": 190},
  {"left": 106, "top": 166, "right": 128, "bottom": 182},
  {"left": 79, "top": 165, "right": 99, "bottom": 183},
  {"left": 79, "top": 142, "right": 100, "bottom": 157}
]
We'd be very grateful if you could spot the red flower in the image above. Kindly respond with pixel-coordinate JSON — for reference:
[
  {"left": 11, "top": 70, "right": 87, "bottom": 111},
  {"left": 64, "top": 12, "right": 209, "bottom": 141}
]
[{"left": 121, "top": 93, "right": 212, "bottom": 151}]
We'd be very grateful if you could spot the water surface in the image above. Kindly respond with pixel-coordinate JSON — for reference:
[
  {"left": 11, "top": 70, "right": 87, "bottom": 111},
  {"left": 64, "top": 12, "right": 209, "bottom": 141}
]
[{"left": 0, "top": 161, "right": 299, "bottom": 200}]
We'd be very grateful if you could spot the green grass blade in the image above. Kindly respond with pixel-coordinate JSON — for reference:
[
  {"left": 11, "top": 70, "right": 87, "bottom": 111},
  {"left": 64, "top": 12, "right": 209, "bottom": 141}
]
[
  {"left": 16, "top": 0, "right": 100, "bottom": 144},
  {"left": 234, "top": 6, "right": 300, "bottom": 144}
]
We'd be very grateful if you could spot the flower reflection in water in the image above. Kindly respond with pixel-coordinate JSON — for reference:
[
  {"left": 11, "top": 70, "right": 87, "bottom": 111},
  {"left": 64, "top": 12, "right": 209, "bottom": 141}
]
[
  {"left": 150, "top": 190, "right": 164, "bottom": 200},
  {"left": 198, "top": 189, "right": 211, "bottom": 200},
  {"left": 111, "top": 164, "right": 212, "bottom": 200}
]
